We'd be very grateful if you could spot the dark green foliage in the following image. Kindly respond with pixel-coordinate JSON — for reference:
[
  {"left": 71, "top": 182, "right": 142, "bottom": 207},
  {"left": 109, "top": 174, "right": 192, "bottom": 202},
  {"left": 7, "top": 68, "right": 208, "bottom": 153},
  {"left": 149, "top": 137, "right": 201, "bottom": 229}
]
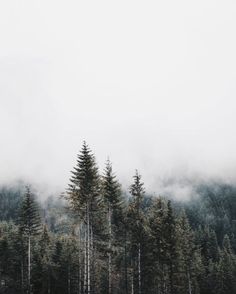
[
  {"left": 19, "top": 186, "right": 41, "bottom": 237},
  {"left": 66, "top": 141, "right": 100, "bottom": 217},
  {"left": 1, "top": 145, "right": 236, "bottom": 294},
  {"left": 0, "top": 185, "right": 23, "bottom": 221},
  {"left": 102, "top": 159, "right": 124, "bottom": 231}
]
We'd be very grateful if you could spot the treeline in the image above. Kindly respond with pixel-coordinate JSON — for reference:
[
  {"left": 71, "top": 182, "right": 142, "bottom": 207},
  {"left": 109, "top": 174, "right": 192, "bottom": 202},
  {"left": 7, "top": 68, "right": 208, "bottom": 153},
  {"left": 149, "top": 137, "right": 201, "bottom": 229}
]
[{"left": 1, "top": 142, "right": 236, "bottom": 294}]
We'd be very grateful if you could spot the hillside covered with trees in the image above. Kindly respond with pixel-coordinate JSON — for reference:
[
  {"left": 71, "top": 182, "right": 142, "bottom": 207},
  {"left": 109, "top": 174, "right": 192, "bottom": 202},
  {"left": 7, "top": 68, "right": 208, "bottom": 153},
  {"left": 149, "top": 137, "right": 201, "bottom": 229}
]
[{"left": 1, "top": 143, "right": 236, "bottom": 294}]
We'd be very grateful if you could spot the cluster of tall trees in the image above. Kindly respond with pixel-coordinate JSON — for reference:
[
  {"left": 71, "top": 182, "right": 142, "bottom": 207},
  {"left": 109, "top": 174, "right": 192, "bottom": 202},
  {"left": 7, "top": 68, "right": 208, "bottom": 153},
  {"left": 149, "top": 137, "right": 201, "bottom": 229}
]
[{"left": 1, "top": 142, "right": 236, "bottom": 294}]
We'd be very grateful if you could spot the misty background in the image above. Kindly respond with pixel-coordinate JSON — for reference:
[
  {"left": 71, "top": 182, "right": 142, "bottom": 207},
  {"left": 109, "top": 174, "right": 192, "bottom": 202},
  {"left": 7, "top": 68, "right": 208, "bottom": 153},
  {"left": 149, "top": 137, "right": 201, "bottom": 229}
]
[{"left": 1, "top": 1, "right": 236, "bottom": 198}]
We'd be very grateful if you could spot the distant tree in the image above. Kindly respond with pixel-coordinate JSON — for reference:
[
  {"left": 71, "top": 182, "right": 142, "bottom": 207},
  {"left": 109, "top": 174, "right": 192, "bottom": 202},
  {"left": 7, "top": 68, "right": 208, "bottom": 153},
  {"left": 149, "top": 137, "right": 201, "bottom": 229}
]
[
  {"left": 19, "top": 186, "right": 41, "bottom": 294},
  {"left": 148, "top": 197, "right": 167, "bottom": 293},
  {"left": 175, "top": 211, "right": 199, "bottom": 294},
  {"left": 102, "top": 159, "right": 124, "bottom": 294},
  {"left": 128, "top": 171, "right": 146, "bottom": 294},
  {"left": 164, "top": 200, "right": 178, "bottom": 294}
]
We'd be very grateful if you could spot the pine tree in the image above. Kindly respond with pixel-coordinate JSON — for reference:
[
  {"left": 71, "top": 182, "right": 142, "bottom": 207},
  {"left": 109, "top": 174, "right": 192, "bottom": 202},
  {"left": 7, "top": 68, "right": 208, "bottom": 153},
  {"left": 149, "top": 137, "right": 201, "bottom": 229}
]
[
  {"left": 51, "top": 239, "right": 64, "bottom": 294},
  {"left": 19, "top": 186, "right": 41, "bottom": 294},
  {"left": 102, "top": 159, "right": 124, "bottom": 294},
  {"left": 66, "top": 142, "right": 101, "bottom": 294},
  {"left": 218, "top": 235, "right": 236, "bottom": 294},
  {"left": 148, "top": 197, "right": 167, "bottom": 293},
  {"left": 164, "top": 200, "right": 177, "bottom": 294},
  {"left": 128, "top": 171, "right": 146, "bottom": 294},
  {"left": 33, "top": 224, "right": 52, "bottom": 294},
  {"left": 176, "top": 211, "right": 199, "bottom": 294}
]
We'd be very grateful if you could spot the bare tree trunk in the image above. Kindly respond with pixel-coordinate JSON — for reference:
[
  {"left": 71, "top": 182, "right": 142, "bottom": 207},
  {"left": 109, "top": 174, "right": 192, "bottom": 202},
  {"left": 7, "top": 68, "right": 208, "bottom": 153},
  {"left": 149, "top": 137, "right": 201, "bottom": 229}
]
[
  {"left": 138, "top": 243, "right": 141, "bottom": 294},
  {"left": 87, "top": 206, "right": 91, "bottom": 294},
  {"left": 28, "top": 236, "right": 31, "bottom": 294},
  {"left": 21, "top": 259, "right": 24, "bottom": 294},
  {"left": 187, "top": 271, "right": 192, "bottom": 294},
  {"left": 108, "top": 204, "right": 112, "bottom": 294},
  {"left": 131, "top": 267, "right": 134, "bottom": 294},
  {"left": 84, "top": 222, "right": 87, "bottom": 294},
  {"left": 68, "top": 264, "right": 71, "bottom": 294},
  {"left": 78, "top": 224, "right": 81, "bottom": 294},
  {"left": 124, "top": 231, "right": 128, "bottom": 294},
  {"left": 90, "top": 225, "right": 94, "bottom": 294}
]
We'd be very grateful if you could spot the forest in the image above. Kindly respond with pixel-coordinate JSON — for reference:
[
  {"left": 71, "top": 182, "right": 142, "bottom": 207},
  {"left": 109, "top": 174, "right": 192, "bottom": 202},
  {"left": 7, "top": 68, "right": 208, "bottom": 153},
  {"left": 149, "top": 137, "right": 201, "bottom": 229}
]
[{"left": 1, "top": 142, "right": 236, "bottom": 294}]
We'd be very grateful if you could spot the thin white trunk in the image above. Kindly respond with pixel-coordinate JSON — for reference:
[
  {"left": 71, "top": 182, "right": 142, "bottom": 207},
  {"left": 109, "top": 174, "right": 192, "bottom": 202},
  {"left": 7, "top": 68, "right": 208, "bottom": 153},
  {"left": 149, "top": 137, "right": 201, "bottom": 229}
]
[
  {"left": 90, "top": 225, "right": 94, "bottom": 293},
  {"left": 28, "top": 236, "right": 31, "bottom": 294},
  {"left": 78, "top": 224, "right": 82, "bottom": 294},
  {"left": 138, "top": 243, "right": 141, "bottom": 294},
  {"left": 68, "top": 264, "right": 71, "bottom": 294},
  {"left": 187, "top": 271, "right": 192, "bottom": 294},
  {"left": 108, "top": 204, "right": 112, "bottom": 294},
  {"left": 131, "top": 268, "right": 134, "bottom": 294},
  {"left": 84, "top": 223, "right": 87, "bottom": 294},
  {"left": 87, "top": 206, "right": 90, "bottom": 294},
  {"left": 78, "top": 224, "right": 81, "bottom": 294}
]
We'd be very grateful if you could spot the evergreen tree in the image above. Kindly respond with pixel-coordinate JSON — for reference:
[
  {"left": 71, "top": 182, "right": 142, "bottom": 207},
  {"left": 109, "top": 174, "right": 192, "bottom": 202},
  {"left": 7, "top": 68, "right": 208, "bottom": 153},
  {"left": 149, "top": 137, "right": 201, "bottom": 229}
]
[
  {"left": 128, "top": 171, "right": 146, "bottom": 294},
  {"left": 217, "top": 235, "right": 236, "bottom": 294},
  {"left": 175, "top": 211, "right": 199, "bottom": 294},
  {"left": 66, "top": 142, "right": 101, "bottom": 294},
  {"left": 164, "top": 200, "right": 178, "bottom": 294},
  {"left": 32, "top": 224, "right": 52, "bottom": 294},
  {"left": 148, "top": 197, "right": 167, "bottom": 293},
  {"left": 19, "top": 186, "right": 41, "bottom": 294},
  {"left": 102, "top": 159, "right": 124, "bottom": 294}
]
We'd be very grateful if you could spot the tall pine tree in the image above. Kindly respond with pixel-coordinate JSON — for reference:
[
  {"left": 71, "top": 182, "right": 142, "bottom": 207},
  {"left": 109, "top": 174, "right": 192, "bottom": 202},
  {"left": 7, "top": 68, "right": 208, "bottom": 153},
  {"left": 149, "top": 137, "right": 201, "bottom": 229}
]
[
  {"left": 66, "top": 142, "right": 101, "bottom": 294},
  {"left": 19, "top": 186, "right": 41, "bottom": 294},
  {"left": 102, "top": 159, "right": 124, "bottom": 294}
]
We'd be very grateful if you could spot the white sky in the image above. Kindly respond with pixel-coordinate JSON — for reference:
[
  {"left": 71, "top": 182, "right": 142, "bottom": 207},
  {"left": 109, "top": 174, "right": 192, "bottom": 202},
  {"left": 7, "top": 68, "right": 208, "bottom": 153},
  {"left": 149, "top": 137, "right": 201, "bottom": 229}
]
[{"left": 1, "top": 1, "right": 236, "bottom": 195}]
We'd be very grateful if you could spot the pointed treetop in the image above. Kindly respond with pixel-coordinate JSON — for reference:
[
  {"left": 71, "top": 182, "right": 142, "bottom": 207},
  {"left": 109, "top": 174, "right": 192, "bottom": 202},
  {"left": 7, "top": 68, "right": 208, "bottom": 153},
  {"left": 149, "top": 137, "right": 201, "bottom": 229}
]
[
  {"left": 103, "top": 158, "right": 122, "bottom": 206},
  {"left": 19, "top": 186, "right": 42, "bottom": 236},
  {"left": 129, "top": 170, "right": 145, "bottom": 199}
]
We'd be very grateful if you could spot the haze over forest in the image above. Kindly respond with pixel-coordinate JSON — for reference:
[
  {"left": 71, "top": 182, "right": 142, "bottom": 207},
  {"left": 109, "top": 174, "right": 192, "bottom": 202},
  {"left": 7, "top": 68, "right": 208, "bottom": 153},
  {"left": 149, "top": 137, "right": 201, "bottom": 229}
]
[
  {"left": 1, "top": 1, "right": 236, "bottom": 198},
  {"left": 2, "top": 2, "right": 236, "bottom": 294}
]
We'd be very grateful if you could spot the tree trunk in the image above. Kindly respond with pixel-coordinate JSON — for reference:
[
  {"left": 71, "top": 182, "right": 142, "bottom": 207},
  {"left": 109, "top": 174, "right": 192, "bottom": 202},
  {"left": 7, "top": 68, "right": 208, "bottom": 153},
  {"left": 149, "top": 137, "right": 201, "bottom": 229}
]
[
  {"left": 131, "top": 267, "right": 134, "bottom": 294},
  {"left": 21, "top": 259, "right": 24, "bottom": 294},
  {"left": 124, "top": 231, "right": 128, "bottom": 294},
  {"left": 78, "top": 224, "right": 81, "bottom": 294},
  {"left": 84, "top": 222, "right": 87, "bottom": 294},
  {"left": 108, "top": 204, "right": 112, "bottom": 294},
  {"left": 187, "top": 270, "right": 192, "bottom": 294},
  {"left": 47, "top": 270, "right": 51, "bottom": 294},
  {"left": 90, "top": 225, "right": 94, "bottom": 294},
  {"left": 138, "top": 243, "right": 141, "bottom": 294},
  {"left": 68, "top": 264, "right": 71, "bottom": 294},
  {"left": 87, "top": 206, "right": 91, "bottom": 294},
  {"left": 28, "top": 236, "right": 31, "bottom": 294}
]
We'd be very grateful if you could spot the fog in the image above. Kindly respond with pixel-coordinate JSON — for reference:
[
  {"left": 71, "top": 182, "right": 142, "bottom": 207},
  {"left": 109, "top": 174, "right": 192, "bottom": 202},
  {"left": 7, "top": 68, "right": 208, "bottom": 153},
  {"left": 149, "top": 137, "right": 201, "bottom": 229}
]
[{"left": 1, "top": 1, "right": 236, "bottom": 197}]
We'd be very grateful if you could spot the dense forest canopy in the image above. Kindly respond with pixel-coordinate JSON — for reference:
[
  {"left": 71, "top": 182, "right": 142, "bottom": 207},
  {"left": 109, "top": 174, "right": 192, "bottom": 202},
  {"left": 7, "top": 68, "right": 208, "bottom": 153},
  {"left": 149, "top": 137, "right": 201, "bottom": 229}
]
[{"left": 1, "top": 143, "right": 236, "bottom": 294}]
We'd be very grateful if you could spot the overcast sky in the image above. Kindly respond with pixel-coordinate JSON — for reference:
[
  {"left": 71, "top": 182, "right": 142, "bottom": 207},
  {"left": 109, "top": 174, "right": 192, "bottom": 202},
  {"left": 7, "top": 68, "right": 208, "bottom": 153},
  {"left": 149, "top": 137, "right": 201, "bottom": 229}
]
[{"left": 1, "top": 1, "right": 236, "bottom": 196}]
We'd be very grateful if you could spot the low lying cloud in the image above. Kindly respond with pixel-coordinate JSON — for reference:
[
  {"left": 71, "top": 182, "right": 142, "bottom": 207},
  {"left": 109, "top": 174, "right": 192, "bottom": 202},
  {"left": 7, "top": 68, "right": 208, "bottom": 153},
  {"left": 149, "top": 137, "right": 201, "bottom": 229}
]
[{"left": 1, "top": 1, "right": 236, "bottom": 198}]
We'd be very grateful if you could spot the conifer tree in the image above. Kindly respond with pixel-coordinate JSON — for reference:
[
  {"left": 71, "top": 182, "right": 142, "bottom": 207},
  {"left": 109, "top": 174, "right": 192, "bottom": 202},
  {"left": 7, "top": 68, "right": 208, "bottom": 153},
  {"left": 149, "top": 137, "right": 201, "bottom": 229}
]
[
  {"left": 164, "top": 200, "right": 177, "bottom": 294},
  {"left": 102, "top": 159, "right": 124, "bottom": 294},
  {"left": 218, "top": 235, "right": 236, "bottom": 294},
  {"left": 148, "top": 197, "right": 167, "bottom": 293},
  {"left": 176, "top": 211, "right": 197, "bottom": 294},
  {"left": 19, "top": 186, "right": 41, "bottom": 294},
  {"left": 66, "top": 142, "right": 101, "bottom": 294},
  {"left": 128, "top": 171, "right": 146, "bottom": 294},
  {"left": 33, "top": 224, "right": 51, "bottom": 294}
]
